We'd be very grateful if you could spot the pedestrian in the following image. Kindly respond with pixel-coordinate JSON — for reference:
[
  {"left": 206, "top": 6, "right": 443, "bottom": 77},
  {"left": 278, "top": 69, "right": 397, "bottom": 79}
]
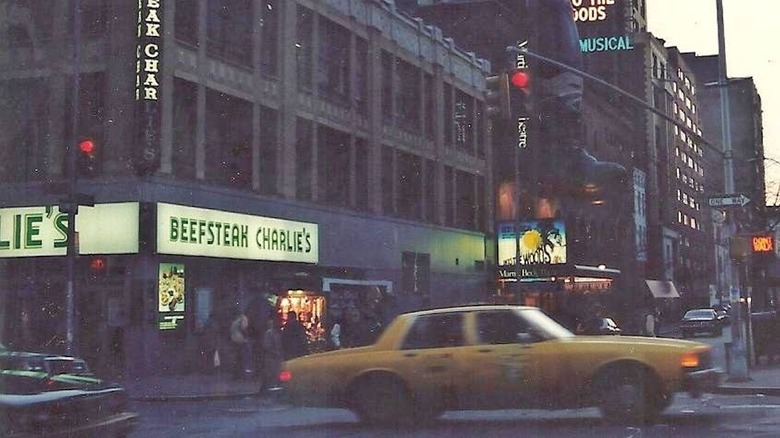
[
  {"left": 230, "top": 312, "right": 252, "bottom": 379},
  {"left": 281, "top": 311, "right": 308, "bottom": 360},
  {"left": 645, "top": 311, "right": 657, "bottom": 337},
  {"left": 200, "top": 313, "right": 221, "bottom": 374},
  {"left": 261, "top": 315, "right": 283, "bottom": 391},
  {"left": 329, "top": 317, "right": 342, "bottom": 350}
]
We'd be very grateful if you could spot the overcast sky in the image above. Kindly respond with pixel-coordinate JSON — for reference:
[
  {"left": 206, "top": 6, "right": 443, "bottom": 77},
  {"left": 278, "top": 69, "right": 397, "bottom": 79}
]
[{"left": 646, "top": 0, "right": 780, "bottom": 204}]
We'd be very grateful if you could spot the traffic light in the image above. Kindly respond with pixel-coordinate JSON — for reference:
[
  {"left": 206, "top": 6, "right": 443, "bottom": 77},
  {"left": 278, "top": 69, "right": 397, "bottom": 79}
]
[
  {"left": 77, "top": 137, "right": 98, "bottom": 177},
  {"left": 485, "top": 73, "right": 510, "bottom": 121}
]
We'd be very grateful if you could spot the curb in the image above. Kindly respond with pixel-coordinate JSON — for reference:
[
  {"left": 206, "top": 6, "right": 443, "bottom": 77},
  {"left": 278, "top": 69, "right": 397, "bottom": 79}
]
[
  {"left": 713, "top": 385, "right": 780, "bottom": 397},
  {"left": 129, "top": 391, "right": 265, "bottom": 403}
]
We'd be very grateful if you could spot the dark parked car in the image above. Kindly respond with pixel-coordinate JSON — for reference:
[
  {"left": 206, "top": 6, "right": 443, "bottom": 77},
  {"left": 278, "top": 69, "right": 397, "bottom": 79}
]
[
  {"left": 0, "top": 369, "right": 138, "bottom": 437},
  {"left": 681, "top": 309, "right": 722, "bottom": 338},
  {"left": 0, "top": 342, "right": 137, "bottom": 436},
  {"left": 0, "top": 342, "right": 91, "bottom": 376}
]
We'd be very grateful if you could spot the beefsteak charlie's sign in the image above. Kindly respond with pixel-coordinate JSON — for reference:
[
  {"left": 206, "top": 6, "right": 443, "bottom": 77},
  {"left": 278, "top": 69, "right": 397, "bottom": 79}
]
[{"left": 157, "top": 203, "right": 319, "bottom": 263}]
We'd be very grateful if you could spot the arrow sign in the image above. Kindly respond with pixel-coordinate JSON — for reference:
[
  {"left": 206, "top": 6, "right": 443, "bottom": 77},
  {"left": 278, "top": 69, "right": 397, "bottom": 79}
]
[{"left": 708, "top": 194, "right": 751, "bottom": 208}]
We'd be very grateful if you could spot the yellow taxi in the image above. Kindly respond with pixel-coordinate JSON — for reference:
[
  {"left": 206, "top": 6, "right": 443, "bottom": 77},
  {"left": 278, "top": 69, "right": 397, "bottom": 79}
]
[{"left": 279, "top": 305, "right": 720, "bottom": 425}]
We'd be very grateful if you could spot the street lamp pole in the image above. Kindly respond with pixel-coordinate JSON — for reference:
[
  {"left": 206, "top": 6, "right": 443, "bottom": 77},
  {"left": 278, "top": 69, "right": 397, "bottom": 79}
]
[{"left": 716, "top": 0, "right": 749, "bottom": 381}]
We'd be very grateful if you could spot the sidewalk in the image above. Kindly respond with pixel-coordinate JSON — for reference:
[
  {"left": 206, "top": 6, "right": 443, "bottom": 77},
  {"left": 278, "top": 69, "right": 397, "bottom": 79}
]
[
  {"left": 714, "top": 363, "right": 780, "bottom": 396},
  {"left": 121, "top": 371, "right": 265, "bottom": 402}
]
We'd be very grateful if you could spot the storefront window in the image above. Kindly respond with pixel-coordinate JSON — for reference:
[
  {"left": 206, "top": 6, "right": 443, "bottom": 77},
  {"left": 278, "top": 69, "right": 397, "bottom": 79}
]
[{"left": 277, "top": 290, "right": 326, "bottom": 351}]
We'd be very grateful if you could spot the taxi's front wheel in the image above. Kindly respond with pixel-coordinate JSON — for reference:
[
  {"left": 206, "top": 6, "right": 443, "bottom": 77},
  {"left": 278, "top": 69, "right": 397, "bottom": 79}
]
[{"left": 596, "top": 366, "right": 663, "bottom": 425}]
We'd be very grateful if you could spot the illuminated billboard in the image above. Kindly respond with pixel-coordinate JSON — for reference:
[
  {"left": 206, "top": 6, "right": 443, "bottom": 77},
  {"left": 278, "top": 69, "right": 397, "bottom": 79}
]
[
  {"left": 497, "top": 219, "right": 567, "bottom": 280},
  {"left": 0, "top": 202, "right": 139, "bottom": 257},
  {"left": 571, "top": 0, "right": 634, "bottom": 54}
]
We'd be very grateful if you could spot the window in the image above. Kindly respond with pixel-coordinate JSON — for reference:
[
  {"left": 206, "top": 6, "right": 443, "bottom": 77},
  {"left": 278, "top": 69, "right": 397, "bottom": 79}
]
[
  {"left": 175, "top": 0, "right": 198, "bottom": 46},
  {"left": 424, "top": 159, "right": 436, "bottom": 223},
  {"left": 207, "top": 0, "right": 252, "bottom": 66},
  {"left": 296, "top": 118, "right": 314, "bottom": 200},
  {"left": 296, "top": 6, "right": 314, "bottom": 92},
  {"left": 354, "top": 38, "right": 369, "bottom": 113},
  {"left": 382, "top": 146, "right": 395, "bottom": 214},
  {"left": 381, "top": 52, "right": 394, "bottom": 122},
  {"left": 259, "top": 0, "right": 279, "bottom": 76},
  {"left": 205, "top": 90, "right": 252, "bottom": 188},
  {"left": 0, "top": 77, "right": 52, "bottom": 182},
  {"left": 318, "top": 18, "right": 350, "bottom": 104},
  {"left": 476, "top": 311, "right": 533, "bottom": 345},
  {"left": 355, "top": 138, "right": 369, "bottom": 211},
  {"left": 401, "top": 313, "right": 464, "bottom": 350},
  {"left": 396, "top": 60, "right": 421, "bottom": 133},
  {"left": 455, "top": 170, "right": 476, "bottom": 230},
  {"left": 172, "top": 78, "right": 197, "bottom": 179},
  {"left": 258, "top": 106, "right": 278, "bottom": 195},
  {"left": 398, "top": 151, "right": 423, "bottom": 219},
  {"left": 424, "top": 73, "right": 435, "bottom": 140},
  {"left": 444, "top": 166, "right": 454, "bottom": 226},
  {"left": 317, "top": 126, "right": 350, "bottom": 206}
]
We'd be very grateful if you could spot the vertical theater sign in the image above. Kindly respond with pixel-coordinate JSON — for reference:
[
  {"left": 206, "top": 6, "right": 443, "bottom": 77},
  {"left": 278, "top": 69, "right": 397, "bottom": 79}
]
[{"left": 135, "top": 0, "right": 163, "bottom": 173}]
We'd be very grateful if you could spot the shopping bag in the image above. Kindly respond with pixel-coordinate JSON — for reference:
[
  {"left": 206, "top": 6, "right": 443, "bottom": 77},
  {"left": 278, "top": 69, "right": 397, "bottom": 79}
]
[{"left": 213, "top": 350, "right": 221, "bottom": 368}]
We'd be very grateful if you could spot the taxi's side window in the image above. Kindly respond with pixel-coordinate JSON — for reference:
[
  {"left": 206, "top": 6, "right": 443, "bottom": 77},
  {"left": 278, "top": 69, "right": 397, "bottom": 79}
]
[
  {"left": 476, "top": 311, "right": 533, "bottom": 345},
  {"left": 401, "top": 313, "right": 464, "bottom": 350}
]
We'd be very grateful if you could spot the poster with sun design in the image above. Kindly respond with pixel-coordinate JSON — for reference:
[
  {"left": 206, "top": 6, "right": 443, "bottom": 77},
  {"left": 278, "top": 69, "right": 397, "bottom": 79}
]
[{"left": 497, "top": 219, "right": 567, "bottom": 269}]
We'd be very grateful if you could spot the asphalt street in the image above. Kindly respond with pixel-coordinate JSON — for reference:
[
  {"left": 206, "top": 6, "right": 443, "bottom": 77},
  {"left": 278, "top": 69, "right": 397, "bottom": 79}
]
[{"left": 130, "top": 329, "right": 772, "bottom": 437}]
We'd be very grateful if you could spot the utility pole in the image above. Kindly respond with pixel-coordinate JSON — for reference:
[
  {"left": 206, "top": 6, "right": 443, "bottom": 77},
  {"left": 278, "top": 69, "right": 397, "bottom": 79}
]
[
  {"left": 717, "top": 0, "right": 749, "bottom": 382},
  {"left": 65, "top": 0, "right": 82, "bottom": 356}
]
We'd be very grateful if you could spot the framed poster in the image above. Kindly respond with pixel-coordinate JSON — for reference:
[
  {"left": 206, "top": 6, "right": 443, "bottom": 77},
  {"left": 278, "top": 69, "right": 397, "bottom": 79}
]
[{"left": 158, "top": 263, "right": 185, "bottom": 330}]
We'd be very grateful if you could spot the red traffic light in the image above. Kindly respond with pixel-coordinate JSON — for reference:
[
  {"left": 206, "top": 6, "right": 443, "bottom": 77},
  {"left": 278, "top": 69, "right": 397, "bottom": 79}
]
[
  {"left": 510, "top": 70, "right": 530, "bottom": 90},
  {"left": 78, "top": 138, "right": 96, "bottom": 155}
]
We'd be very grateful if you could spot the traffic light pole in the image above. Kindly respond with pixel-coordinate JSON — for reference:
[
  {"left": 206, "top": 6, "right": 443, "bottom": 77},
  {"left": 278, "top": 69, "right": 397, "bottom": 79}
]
[
  {"left": 65, "top": 0, "right": 83, "bottom": 356},
  {"left": 716, "top": 0, "right": 749, "bottom": 381}
]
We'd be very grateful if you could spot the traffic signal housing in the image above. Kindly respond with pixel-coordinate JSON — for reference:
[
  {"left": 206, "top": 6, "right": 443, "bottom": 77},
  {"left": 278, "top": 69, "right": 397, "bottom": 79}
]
[
  {"left": 77, "top": 137, "right": 98, "bottom": 177},
  {"left": 485, "top": 73, "right": 511, "bottom": 121}
]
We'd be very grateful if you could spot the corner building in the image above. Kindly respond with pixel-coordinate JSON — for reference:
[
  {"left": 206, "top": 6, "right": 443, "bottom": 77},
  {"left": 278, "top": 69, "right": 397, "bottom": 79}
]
[{"left": 0, "top": 0, "right": 492, "bottom": 379}]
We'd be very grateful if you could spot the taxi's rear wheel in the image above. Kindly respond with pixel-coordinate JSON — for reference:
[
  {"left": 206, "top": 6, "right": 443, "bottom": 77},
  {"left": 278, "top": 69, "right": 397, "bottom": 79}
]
[
  {"left": 596, "top": 366, "right": 663, "bottom": 425},
  {"left": 350, "top": 375, "right": 413, "bottom": 426}
]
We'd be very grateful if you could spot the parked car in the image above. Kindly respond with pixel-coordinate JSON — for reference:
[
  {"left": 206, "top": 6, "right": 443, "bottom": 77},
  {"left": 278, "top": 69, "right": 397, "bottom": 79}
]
[
  {"left": 712, "top": 307, "right": 730, "bottom": 326},
  {"left": 280, "top": 305, "right": 720, "bottom": 425},
  {"left": 680, "top": 308, "right": 722, "bottom": 338},
  {"left": 0, "top": 369, "right": 138, "bottom": 437},
  {"left": 576, "top": 317, "right": 622, "bottom": 335},
  {"left": 0, "top": 342, "right": 91, "bottom": 376}
]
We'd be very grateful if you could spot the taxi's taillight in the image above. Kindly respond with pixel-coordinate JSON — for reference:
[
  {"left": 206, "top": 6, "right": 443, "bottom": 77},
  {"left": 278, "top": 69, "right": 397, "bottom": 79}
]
[{"left": 279, "top": 370, "right": 292, "bottom": 383}]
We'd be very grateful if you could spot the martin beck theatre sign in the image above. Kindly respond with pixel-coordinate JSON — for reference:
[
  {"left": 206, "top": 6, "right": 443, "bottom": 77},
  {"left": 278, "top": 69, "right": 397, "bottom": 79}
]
[{"left": 157, "top": 203, "right": 320, "bottom": 264}]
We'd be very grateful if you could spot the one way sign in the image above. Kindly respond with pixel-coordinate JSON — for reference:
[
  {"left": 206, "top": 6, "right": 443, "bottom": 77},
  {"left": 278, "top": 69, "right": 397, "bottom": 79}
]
[{"left": 708, "top": 194, "right": 751, "bottom": 208}]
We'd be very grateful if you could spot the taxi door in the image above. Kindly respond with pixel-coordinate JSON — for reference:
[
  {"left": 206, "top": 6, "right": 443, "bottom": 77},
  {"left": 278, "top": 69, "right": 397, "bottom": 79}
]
[
  {"left": 461, "top": 309, "right": 543, "bottom": 409},
  {"left": 394, "top": 312, "right": 468, "bottom": 409}
]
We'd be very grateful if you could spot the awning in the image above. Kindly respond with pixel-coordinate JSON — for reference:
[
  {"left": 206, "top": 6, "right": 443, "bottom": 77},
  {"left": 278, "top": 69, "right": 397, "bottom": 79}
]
[{"left": 645, "top": 280, "right": 680, "bottom": 298}]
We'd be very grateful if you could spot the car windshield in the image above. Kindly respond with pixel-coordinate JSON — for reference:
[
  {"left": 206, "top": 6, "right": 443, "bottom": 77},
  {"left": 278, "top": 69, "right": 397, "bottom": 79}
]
[
  {"left": 685, "top": 309, "right": 714, "bottom": 318},
  {"left": 520, "top": 308, "right": 575, "bottom": 339}
]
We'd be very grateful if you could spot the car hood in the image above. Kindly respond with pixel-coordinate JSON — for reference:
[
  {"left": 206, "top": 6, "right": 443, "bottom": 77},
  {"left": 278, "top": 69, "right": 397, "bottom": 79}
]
[
  {"left": 682, "top": 317, "right": 715, "bottom": 322},
  {"left": 567, "top": 335, "right": 705, "bottom": 349}
]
